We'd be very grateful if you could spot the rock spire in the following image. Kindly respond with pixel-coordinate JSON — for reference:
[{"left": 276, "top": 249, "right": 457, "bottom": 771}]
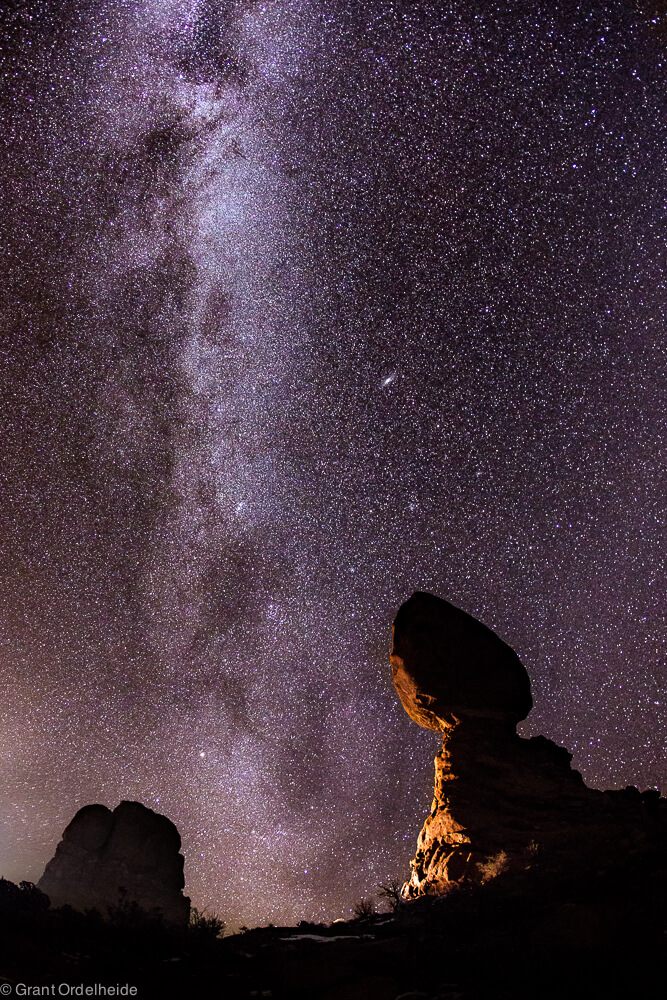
[{"left": 38, "top": 800, "right": 190, "bottom": 927}]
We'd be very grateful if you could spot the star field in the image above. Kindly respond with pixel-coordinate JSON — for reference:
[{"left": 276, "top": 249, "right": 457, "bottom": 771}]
[{"left": 0, "top": 1, "right": 665, "bottom": 929}]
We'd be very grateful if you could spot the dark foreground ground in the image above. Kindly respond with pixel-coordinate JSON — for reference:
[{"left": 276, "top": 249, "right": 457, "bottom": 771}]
[{"left": 1, "top": 855, "right": 665, "bottom": 1000}]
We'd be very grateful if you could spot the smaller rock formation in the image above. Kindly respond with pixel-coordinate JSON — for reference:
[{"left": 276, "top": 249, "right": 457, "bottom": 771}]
[
  {"left": 38, "top": 801, "right": 190, "bottom": 927},
  {"left": 392, "top": 592, "right": 666, "bottom": 897}
]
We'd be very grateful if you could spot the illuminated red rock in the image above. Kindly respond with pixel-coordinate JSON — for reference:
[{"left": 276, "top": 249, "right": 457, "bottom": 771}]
[
  {"left": 38, "top": 800, "right": 190, "bottom": 927},
  {"left": 393, "top": 592, "right": 666, "bottom": 898}
]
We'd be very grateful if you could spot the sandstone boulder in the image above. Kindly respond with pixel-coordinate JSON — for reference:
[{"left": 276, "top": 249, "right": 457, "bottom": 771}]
[
  {"left": 38, "top": 801, "right": 190, "bottom": 927},
  {"left": 391, "top": 591, "right": 532, "bottom": 728}
]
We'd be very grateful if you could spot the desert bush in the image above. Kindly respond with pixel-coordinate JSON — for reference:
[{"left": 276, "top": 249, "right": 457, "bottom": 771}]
[
  {"left": 0, "top": 877, "right": 50, "bottom": 913},
  {"left": 107, "top": 886, "right": 164, "bottom": 928},
  {"left": 18, "top": 880, "right": 50, "bottom": 912},
  {"left": 189, "top": 906, "right": 226, "bottom": 939},
  {"left": 377, "top": 879, "right": 405, "bottom": 911},
  {"left": 352, "top": 898, "right": 376, "bottom": 920},
  {"left": 476, "top": 850, "right": 510, "bottom": 883}
]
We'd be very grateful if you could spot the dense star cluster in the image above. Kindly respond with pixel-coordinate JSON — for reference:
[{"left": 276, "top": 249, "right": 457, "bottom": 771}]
[{"left": 0, "top": 1, "right": 665, "bottom": 928}]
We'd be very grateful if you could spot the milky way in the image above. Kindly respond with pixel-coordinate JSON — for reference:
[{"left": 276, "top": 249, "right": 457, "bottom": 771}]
[{"left": 1, "top": 1, "right": 665, "bottom": 928}]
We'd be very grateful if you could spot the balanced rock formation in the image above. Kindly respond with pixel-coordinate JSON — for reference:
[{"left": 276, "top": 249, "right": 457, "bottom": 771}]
[
  {"left": 38, "top": 801, "right": 190, "bottom": 927},
  {"left": 392, "top": 592, "right": 666, "bottom": 897}
]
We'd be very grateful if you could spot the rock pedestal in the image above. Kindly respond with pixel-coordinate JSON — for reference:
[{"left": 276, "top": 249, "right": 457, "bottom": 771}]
[
  {"left": 392, "top": 592, "right": 666, "bottom": 897},
  {"left": 38, "top": 801, "right": 190, "bottom": 927}
]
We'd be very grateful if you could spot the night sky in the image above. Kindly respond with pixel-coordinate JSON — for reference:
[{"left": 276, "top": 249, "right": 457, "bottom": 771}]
[{"left": 1, "top": 1, "right": 665, "bottom": 929}]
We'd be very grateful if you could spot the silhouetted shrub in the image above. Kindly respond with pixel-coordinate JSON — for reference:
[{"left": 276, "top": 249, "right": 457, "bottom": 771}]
[
  {"left": 352, "top": 898, "right": 376, "bottom": 920},
  {"left": 0, "top": 877, "right": 21, "bottom": 912},
  {"left": 18, "top": 881, "right": 50, "bottom": 912},
  {"left": 377, "top": 879, "right": 405, "bottom": 912},
  {"left": 0, "top": 878, "right": 50, "bottom": 914},
  {"left": 107, "top": 886, "right": 163, "bottom": 928},
  {"left": 189, "top": 906, "right": 226, "bottom": 939}
]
